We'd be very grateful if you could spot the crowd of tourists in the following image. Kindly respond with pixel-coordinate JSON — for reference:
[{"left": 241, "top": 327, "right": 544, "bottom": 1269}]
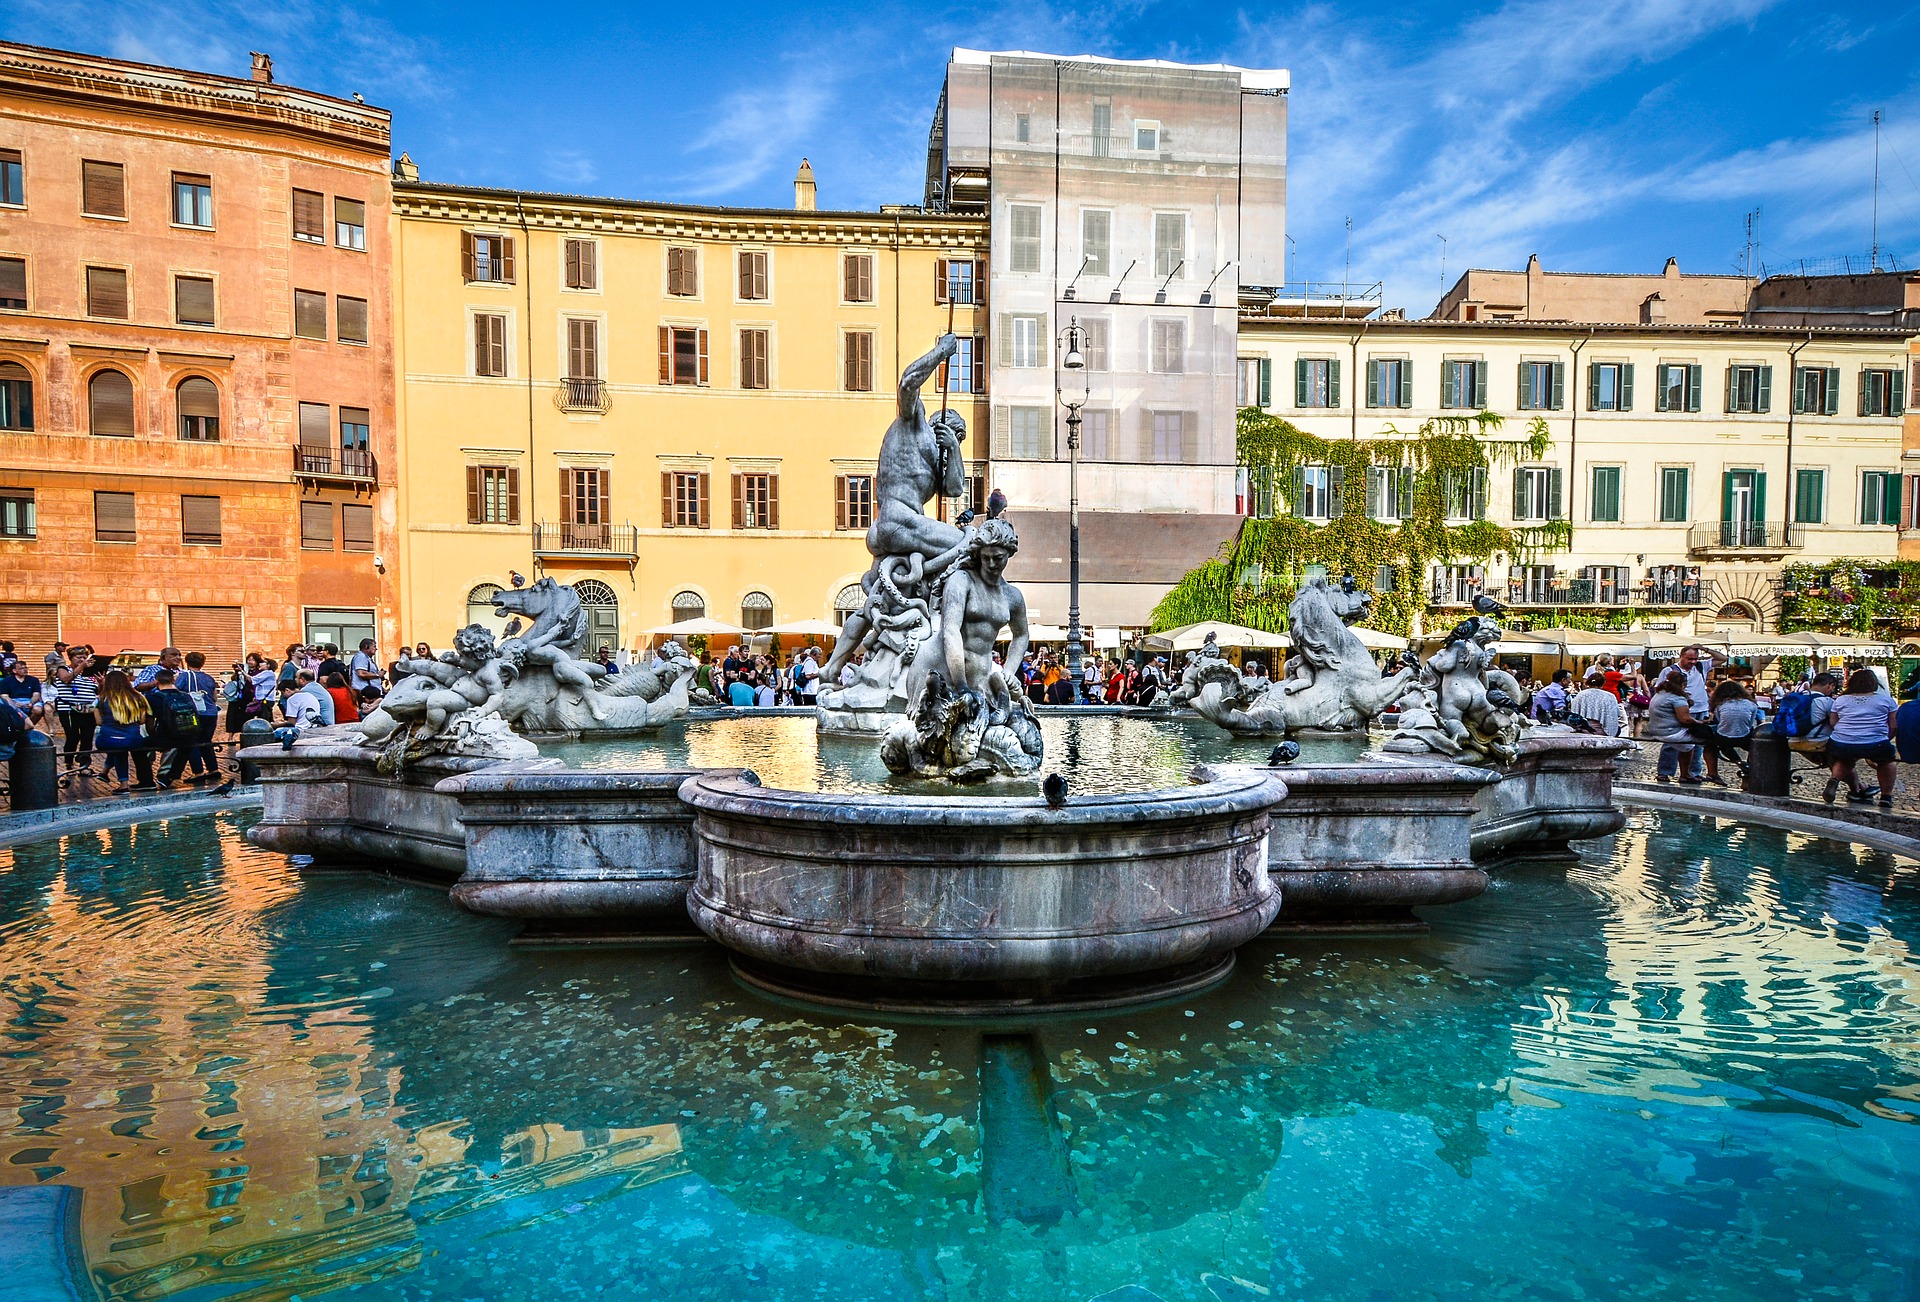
[{"left": 680, "top": 643, "right": 1186, "bottom": 708}]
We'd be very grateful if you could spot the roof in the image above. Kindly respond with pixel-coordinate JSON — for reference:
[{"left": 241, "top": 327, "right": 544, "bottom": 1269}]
[
  {"left": 952, "top": 47, "right": 1288, "bottom": 92},
  {"left": 394, "top": 179, "right": 988, "bottom": 231},
  {"left": 1003, "top": 511, "right": 1244, "bottom": 585},
  {"left": 1236, "top": 316, "right": 1917, "bottom": 341}
]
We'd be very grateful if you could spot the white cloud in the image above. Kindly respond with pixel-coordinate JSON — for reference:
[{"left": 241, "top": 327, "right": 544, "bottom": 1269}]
[{"left": 678, "top": 67, "right": 834, "bottom": 199}]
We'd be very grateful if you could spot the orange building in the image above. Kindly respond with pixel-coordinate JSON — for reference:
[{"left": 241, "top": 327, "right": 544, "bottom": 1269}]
[{"left": 0, "top": 41, "right": 397, "bottom": 668}]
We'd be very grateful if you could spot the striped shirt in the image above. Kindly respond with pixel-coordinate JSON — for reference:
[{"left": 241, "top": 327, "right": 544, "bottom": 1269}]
[{"left": 53, "top": 675, "right": 98, "bottom": 712}]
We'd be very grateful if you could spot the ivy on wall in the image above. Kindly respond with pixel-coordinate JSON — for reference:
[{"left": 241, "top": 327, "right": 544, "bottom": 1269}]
[
  {"left": 1778, "top": 559, "right": 1920, "bottom": 636},
  {"left": 1151, "top": 408, "right": 1570, "bottom": 636}
]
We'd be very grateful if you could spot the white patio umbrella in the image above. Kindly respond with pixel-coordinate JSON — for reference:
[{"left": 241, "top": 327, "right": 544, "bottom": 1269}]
[
  {"left": 764, "top": 618, "right": 843, "bottom": 640},
  {"left": 1779, "top": 631, "right": 1898, "bottom": 658},
  {"left": 1139, "top": 621, "right": 1288, "bottom": 653},
  {"left": 644, "top": 616, "right": 750, "bottom": 638},
  {"left": 1346, "top": 626, "right": 1409, "bottom": 651}
]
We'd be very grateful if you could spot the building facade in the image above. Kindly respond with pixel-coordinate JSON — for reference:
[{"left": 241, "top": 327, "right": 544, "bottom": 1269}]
[
  {"left": 392, "top": 176, "right": 987, "bottom": 650},
  {"left": 1236, "top": 316, "right": 1913, "bottom": 635},
  {"left": 0, "top": 41, "right": 397, "bottom": 667}
]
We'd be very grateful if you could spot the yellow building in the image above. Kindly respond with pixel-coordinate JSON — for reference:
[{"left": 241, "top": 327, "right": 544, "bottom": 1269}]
[{"left": 391, "top": 165, "right": 988, "bottom": 652}]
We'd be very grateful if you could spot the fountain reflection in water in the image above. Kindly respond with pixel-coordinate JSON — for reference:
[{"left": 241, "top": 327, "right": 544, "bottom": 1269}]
[{"left": 1, "top": 809, "right": 1917, "bottom": 1299}]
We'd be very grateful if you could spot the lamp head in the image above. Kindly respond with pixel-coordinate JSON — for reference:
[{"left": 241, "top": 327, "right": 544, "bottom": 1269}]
[{"left": 1061, "top": 319, "right": 1085, "bottom": 371}]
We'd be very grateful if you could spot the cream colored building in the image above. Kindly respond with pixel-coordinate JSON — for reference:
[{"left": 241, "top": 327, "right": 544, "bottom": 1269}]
[
  {"left": 392, "top": 174, "right": 987, "bottom": 650},
  {"left": 1236, "top": 317, "right": 1913, "bottom": 634}
]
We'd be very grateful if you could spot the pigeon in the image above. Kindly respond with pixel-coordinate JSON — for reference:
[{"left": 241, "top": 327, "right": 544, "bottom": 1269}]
[
  {"left": 510, "top": 571, "right": 526, "bottom": 588},
  {"left": 986, "top": 488, "right": 1009, "bottom": 519},
  {"left": 1472, "top": 594, "right": 1506, "bottom": 617},
  {"left": 1042, "top": 772, "right": 1068, "bottom": 807},
  {"left": 1339, "top": 573, "right": 1357, "bottom": 594},
  {"left": 210, "top": 779, "right": 236, "bottom": 797},
  {"left": 956, "top": 508, "right": 978, "bottom": 527},
  {"left": 1267, "top": 741, "right": 1300, "bottom": 766}
]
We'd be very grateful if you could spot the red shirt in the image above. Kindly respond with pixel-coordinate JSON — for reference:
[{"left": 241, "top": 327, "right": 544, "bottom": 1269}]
[
  {"left": 1602, "top": 669, "right": 1626, "bottom": 700},
  {"left": 326, "top": 685, "right": 360, "bottom": 723}
]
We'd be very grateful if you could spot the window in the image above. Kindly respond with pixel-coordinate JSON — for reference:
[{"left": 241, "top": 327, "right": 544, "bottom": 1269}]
[
  {"left": 1151, "top": 411, "right": 1195, "bottom": 462},
  {"left": 566, "top": 318, "right": 600, "bottom": 379},
  {"left": 181, "top": 495, "right": 221, "bottom": 546},
  {"left": 1793, "top": 468, "right": 1826, "bottom": 524},
  {"left": 1658, "top": 466, "right": 1691, "bottom": 521},
  {"left": 1588, "top": 362, "right": 1633, "bottom": 412},
  {"left": 1295, "top": 357, "right": 1340, "bottom": 408},
  {"left": 666, "top": 246, "right": 698, "bottom": 296},
  {"left": 1238, "top": 357, "right": 1271, "bottom": 408},
  {"left": 172, "top": 173, "right": 213, "bottom": 228},
  {"left": 673, "top": 590, "right": 706, "bottom": 621},
  {"left": 663, "top": 470, "right": 709, "bottom": 529},
  {"left": 740, "top": 591, "right": 774, "bottom": 631},
  {"left": 337, "top": 296, "right": 368, "bottom": 345},
  {"left": 1135, "top": 120, "right": 1160, "bottom": 152},
  {"left": 1366, "top": 358, "right": 1412, "bottom": 409},
  {"left": 1367, "top": 466, "right": 1414, "bottom": 520},
  {"left": 177, "top": 377, "right": 219, "bottom": 441},
  {"left": 739, "top": 328, "right": 769, "bottom": 389},
  {"left": 836, "top": 474, "right": 875, "bottom": 529},
  {"left": 466, "top": 465, "right": 520, "bottom": 525},
  {"left": 174, "top": 276, "right": 215, "bottom": 327},
  {"left": 0, "top": 488, "right": 32, "bottom": 537},
  {"left": 1081, "top": 317, "right": 1108, "bottom": 372},
  {"left": 1008, "top": 204, "right": 1042, "bottom": 273},
  {"left": 1589, "top": 466, "right": 1622, "bottom": 522},
  {"left": 1436, "top": 564, "right": 1485, "bottom": 604},
  {"left": 343, "top": 504, "right": 373, "bottom": 553},
  {"left": 563, "top": 468, "right": 609, "bottom": 546},
  {"left": 658, "top": 326, "right": 708, "bottom": 385},
  {"left": 340, "top": 407, "right": 370, "bottom": 456},
  {"left": 1152, "top": 212, "right": 1185, "bottom": 278},
  {"left": 462, "top": 232, "right": 515, "bottom": 284},
  {"left": 292, "top": 188, "right": 325, "bottom": 242},
  {"left": 294, "top": 289, "right": 328, "bottom": 340},
  {"left": 0, "top": 257, "right": 24, "bottom": 310},
  {"left": 86, "top": 266, "right": 128, "bottom": 319},
  {"left": 1860, "top": 367, "right": 1906, "bottom": 417},
  {"left": 0, "top": 361, "right": 31, "bottom": 430},
  {"left": 81, "top": 160, "right": 125, "bottom": 218},
  {"left": 473, "top": 313, "right": 507, "bottom": 377},
  {"left": 1092, "top": 101, "right": 1112, "bottom": 158},
  {"left": 733, "top": 472, "right": 777, "bottom": 529},
  {"left": 300, "top": 500, "right": 333, "bottom": 550},
  {"left": 0, "top": 149, "right": 20, "bottom": 206},
  {"left": 842, "top": 253, "right": 875, "bottom": 304},
  {"left": 1082, "top": 409, "right": 1111, "bottom": 460},
  {"left": 334, "top": 197, "right": 365, "bottom": 250},
  {"left": 737, "top": 249, "right": 767, "bottom": 300},
  {"left": 1512, "top": 466, "right": 1563, "bottom": 521},
  {"left": 1517, "top": 360, "right": 1564, "bottom": 411},
  {"left": 843, "top": 330, "right": 875, "bottom": 391},
  {"left": 1656, "top": 362, "right": 1702, "bottom": 412},
  {"left": 936, "top": 257, "right": 983, "bottom": 305},
  {"left": 95, "top": 490, "right": 135, "bottom": 543},
  {"left": 1794, "top": 365, "right": 1839, "bottom": 414},
  {"left": 1725, "top": 363, "right": 1772, "bottom": 413},
  {"left": 1861, "top": 470, "right": 1900, "bottom": 525},
  {"left": 1441, "top": 359, "right": 1486, "bottom": 409},
  {"left": 1151, "top": 320, "right": 1185, "bottom": 374},
  {"left": 941, "top": 335, "right": 984, "bottom": 393},
  {"left": 1015, "top": 113, "right": 1031, "bottom": 144},
  {"left": 1081, "top": 210, "right": 1111, "bottom": 277},
  {"left": 297, "top": 402, "right": 331, "bottom": 464},
  {"left": 1441, "top": 469, "right": 1486, "bottom": 520},
  {"left": 89, "top": 370, "right": 135, "bottom": 436},
  {"left": 1007, "top": 407, "right": 1049, "bottom": 459},
  {"left": 1513, "top": 564, "right": 1558, "bottom": 604},
  {"left": 1006, "top": 314, "right": 1045, "bottom": 369},
  {"left": 1296, "top": 465, "right": 1339, "bottom": 519}
]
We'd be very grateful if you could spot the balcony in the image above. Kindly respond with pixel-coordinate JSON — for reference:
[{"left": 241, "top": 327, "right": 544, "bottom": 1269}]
[
  {"left": 532, "top": 521, "right": 638, "bottom": 558},
  {"left": 556, "top": 378, "right": 610, "bottom": 413},
  {"left": 294, "top": 444, "right": 377, "bottom": 489},
  {"left": 1432, "top": 580, "right": 1706, "bottom": 609},
  {"left": 1687, "top": 521, "right": 1804, "bottom": 557}
]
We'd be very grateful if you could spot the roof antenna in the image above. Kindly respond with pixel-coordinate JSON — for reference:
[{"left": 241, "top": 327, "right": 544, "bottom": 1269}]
[{"left": 1871, "top": 109, "right": 1882, "bottom": 271}]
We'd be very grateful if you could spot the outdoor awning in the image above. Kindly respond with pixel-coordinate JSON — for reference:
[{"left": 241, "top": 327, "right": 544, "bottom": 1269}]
[
  {"left": 763, "top": 619, "right": 842, "bottom": 639},
  {"left": 1778, "top": 631, "right": 1899, "bottom": 657},
  {"left": 999, "top": 625, "right": 1122, "bottom": 650},
  {"left": 644, "top": 617, "right": 750, "bottom": 638},
  {"left": 1140, "top": 621, "right": 1289, "bottom": 653}
]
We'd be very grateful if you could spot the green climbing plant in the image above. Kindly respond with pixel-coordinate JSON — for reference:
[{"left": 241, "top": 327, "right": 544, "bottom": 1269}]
[
  {"left": 1153, "top": 409, "right": 1572, "bottom": 637},
  {"left": 1777, "top": 559, "right": 1920, "bottom": 635}
]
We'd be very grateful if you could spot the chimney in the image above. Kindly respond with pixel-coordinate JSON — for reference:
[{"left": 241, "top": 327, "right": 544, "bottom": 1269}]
[
  {"left": 1663, "top": 256, "right": 1681, "bottom": 279},
  {"left": 1641, "top": 292, "right": 1668, "bottom": 324},
  {"left": 250, "top": 51, "right": 273, "bottom": 84},
  {"left": 392, "top": 152, "right": 419, "bottom": 182},
  {"left": 794, "top": 158, "right": 817, "bottom": 211}
]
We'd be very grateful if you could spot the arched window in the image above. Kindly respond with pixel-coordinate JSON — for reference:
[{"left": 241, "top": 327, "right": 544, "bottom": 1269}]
[
  {"left": 573, "top": 580, "right": 619, "bottom": 652},
  {"left": 466, "top": 583, "right": 504, "bottom": 632},
  {"left": 833, "top": 583, "right": 866, "bottom": 626},
  {"left": 740, "top": 590, "right": 774, "bottom": 631},
  {"left": 177, "top": 376, "right": 220, "bottom": 441},
  {"left": 89, "top": 369, "right": 135, "bottom": 437},
  {"left": 671, "top": 590, "right": 705, "bottom": 621},
  {"left": 0, "top": 361, "right": 33, "bottom": 432}
]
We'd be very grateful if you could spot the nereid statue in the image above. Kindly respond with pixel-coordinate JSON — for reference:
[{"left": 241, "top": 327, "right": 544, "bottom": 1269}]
[
  {"left": 819, "top": 333, "right": 1044, "bottom": 781},
  {"left": 1184, "top": 577, "right": 1418, "bottom": 736},
  {"left": 351, "top": 578, "right": 694, "bottom": 769},
  {"left": 1382, "top": 614, "right": 1532, "bottom": 765}
]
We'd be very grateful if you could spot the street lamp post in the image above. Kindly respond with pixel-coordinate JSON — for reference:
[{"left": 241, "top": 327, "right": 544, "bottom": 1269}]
[{"left": 1057, "top": 317, "right": 1089, "bottom": 703}]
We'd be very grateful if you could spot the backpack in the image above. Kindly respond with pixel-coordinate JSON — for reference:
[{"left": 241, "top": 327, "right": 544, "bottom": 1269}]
[
  {"left": 1776, "top": 691, "right": 1815, "bottom": 738},
  {"left": 152, "top": 688, "right": 200, "bottom": 738},
  {"left": 0, "top": 696, "right": 26, "bottom": 744}
]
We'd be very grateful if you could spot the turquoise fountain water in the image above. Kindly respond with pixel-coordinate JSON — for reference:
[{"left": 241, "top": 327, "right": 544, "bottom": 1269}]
[{"left": 0, "top": 808, "right": 1915, "bottom": 1299}]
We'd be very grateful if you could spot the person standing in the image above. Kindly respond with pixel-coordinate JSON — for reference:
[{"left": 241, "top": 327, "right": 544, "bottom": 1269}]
[
  {"left": 1826, "top": 669, "right": 1898, "bottom": 810},
  {"left": 249, "top": 655, "right": 280, "bottom": 718},
  {"left": 349, "top": 638, "right": 383, "bottom": 697},
  {"left": 143, "top": 667, "right": 203, "bottom": 787},
  {"left": 175, "top": 651, "right": 224, "bottom": 780},
  {"left": 50, "top": 663, "right": 97, "bottom": 782}
]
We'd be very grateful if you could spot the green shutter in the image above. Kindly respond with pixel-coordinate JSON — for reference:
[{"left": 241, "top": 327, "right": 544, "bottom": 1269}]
[
  {"left": 1550, "top": 361, "right": 1565, "bottom": 410},
  {"left": 1587, "top": 364, "right": 1601, "bottom": 411},
  {"left": 1512, "top": 468, "right": 1528, "bottom": 520},
  {"left": 1687, "top": 364, "right": 1702, "bottom": 412},
  {"left": 1259, "top": 358, "right": 1271, "bottom": 407},
  {"left": 1329, "top": 359, "right": 1342, "bottom": 408},
  {"left": 1295, "top": 358, "right": 1308, "bottom": 408},
  {"left": 1859, "top": 370, "right": 1871, "bottom": 417},
  {"left": 1548, "top": 467, "right": 1564, "bottom": 520},
  {"left": 1518, "top": 361, "right": 1532, "bottom": 409},
  {"left": 1724, "top": 366, "right": 1737, "bottom": 413},
  {"left": 1753, "top": 470, "right": 1766, "bottom": 522},
  {"left": 1472, "top": 363, "right": 1487, "bottom": 409},
  {"left": 1893, "top": 367, "right": 1906, "bottom": 416},
  {"left": 1441, "top": 363, "right": 1457, "bottom": 409},
  {"left": 1825, "top": 367, "right": 1840, "bottom": 416},
  {"left": 1366, "top": 467, "right": 1383, "bottom": 518},
  {"left": 1887, "top": 474, "right": 1903, "bottom": 526},
  {"left": 1720, "top": 471, "right": 1735, "bottom": 524},
  {"left": 1620, "top": 363, "right": 1634, "bottom": 412},
  {"left": 1398, "top": 468, "right": 1414, "bottom": 519},
  {"left": 1399, "top": 361, "right": 1413, "bottom": 408},
  {"left": 1329, "top": 464, "right": 1346, "bottom": 514},
  {"left": 1366, "top": 358, "right": 1380, "bottom": 408},
  {"left": 1756, "top": 365, "right": 1772, "bottom": 413}
]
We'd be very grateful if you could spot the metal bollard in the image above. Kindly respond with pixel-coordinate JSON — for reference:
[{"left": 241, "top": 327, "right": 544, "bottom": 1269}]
[
  {"left": 238, "top": 717, "right": 276, "bottom": 785},
  {"left": 8, "top": 734, "right": 58, "bottom": 811},
  {"left": 1745, "top": 729, "right": 1791, "bottom": 797}
]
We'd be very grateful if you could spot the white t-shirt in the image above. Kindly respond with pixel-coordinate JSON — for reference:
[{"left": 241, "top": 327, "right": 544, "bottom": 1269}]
[{"left": 1830, "top": 692, "right": 1896, "bottom": 746}]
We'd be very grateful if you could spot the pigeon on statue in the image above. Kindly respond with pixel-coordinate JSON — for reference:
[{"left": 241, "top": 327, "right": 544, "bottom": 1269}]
[
  {"left": 955, "top": 508, "right": 978, "bottom": 527},
  {"left": 986, "top": 488, "right": 1008, "bottom": 520},
  {"left": 1267, "top": 741, "right": 1300, "bottom": 766},
  {"left": 1472, "top": 594, "right": 1506, "bottom": 617},
  {"left": 510, "top": 571, "right": 526, "bottom": 588},
  {"left": 1042, "top": 772, "right": 1068, "bottom": 807}
]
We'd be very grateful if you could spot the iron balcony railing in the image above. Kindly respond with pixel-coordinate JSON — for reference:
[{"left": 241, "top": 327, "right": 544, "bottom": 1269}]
[
  {"left": 1687, "top": 521, "right": 1805, "bottom": 553},
  {"left": 532, "top": 521, "right": 637, "bottom": 556},
  {"left": 294, "top": 444, "right": 376, "bottom": 481},
  {"left": 557, "top": 378, "right": 610, "bottom": 412},
  {"left": 1432, "top": 580, "right": 1706, "bottom": 607}
]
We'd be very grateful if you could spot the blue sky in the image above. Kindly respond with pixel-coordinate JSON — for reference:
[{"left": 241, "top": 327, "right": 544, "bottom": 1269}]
[{"left": 8, "top": 0, "right": 1919, "bottom": 315}]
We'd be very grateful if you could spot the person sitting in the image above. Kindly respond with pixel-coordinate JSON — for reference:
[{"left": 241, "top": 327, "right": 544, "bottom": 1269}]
[
  {"left": 1708, "top": 679, "right": 1760, "bottom": 781},
  {"left": 1570, "top": 673, "right": 1622, "bottom": 737},
  {"left": 1826, "top": 668, "right": 1898, "bottom": 810},
  {"left": 1530, "top": 668, "right": 1573, "bottom": 721},
  {"left": 323, "top": 671, "right": 361, "bottom": 725},
  {"left": 95, "top": 669, "right": 156, "bottom": 792},
  {"left": 1647, "top": 669, "right": 1703, "bottom": 785},
  {"left": 726, "top": 673, "right": 755, "bottom": 708}
]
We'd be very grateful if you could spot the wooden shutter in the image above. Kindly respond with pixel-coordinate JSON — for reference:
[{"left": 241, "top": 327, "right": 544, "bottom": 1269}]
[
  {"left": 467, "top": 465, "right": 483, "bottom": 523},
  {"left": 1619, "top": 363, "right": 1634, "bottom": 411},
  {"left": 661, "top": 471, "right": 674, "bottom": 527},
  {"left": 935, "top": 258, "right": 949, "bottom": 304},
  {"left": 461, "top": 231, "right": 478, "bottom": 281},
  {"left": 844, "top": 254, "right": 872, "bottom": 302},
  {"left": 696, "top": 329, "right": 709, "bottom": 385},
  {"left": 1329, "top": 358, "right": 1342, "bottom": 408},
  {"left": 695, "top": 472, "right": 710, "bottom": 528},
  {"left": 343, "top": 504, "right": 374, "bottom": 552},
  {"left": 1686, "top": 364, "right": 1702, "bottom": 412},
  {"left": 81, "top": 160, "right": 125, "bottom": 218},
  {"left": 0, "top": 257, "right": 23, "bottom": 305},
  {"left": 595, "top": 469, "right": 609, "bottom": 524},
  {"left": 1366, "top": 359, "right": 1381, "bottom": 408},
  {"left": 1180, "top": 410, "right": 1200, "bottom": 462},
  {"left": 659, "top": 326, "right": 673, "bottom": 384},
  {"left": 505, "top": 466, "right": 520, "bottom": 524},
  {"left": 0, "top": 604, "right": 59, "bottom": 668},
  {"left": 337, "top": 296, "right": 369, "bottom": 344},
  {"left": 579, "top": 240, "right": 597, "bottom": 289},
  {"left": 767, "top": 474, "right": 779, "bottom": 529},
  {"left": 294, "top": 290, "right": 327, "bottom": 339},
  {"left": 1471, "top": 364, "right": 1487, "bottom": 409},
  {"left": 181, "top": 494, "right": 222, "bottom": 545},
  {"left": 1756, "top": 365, "right": 1772, "bottom": 413},
  {"left": 298, "top": 401, "right": 330, "bottom": 447},
  {"left": 89, "top": 371, "right": 135, "bottom": 436},
  {"left": 1513, "top": 469, "right": 1528, "bottom": 521},
  {"left": 1548, "top": 467, "right": 1564, "bottom": 520},
  {"left": 475, "top": 314, "right": 505, "bottom": 376},
  {"left": 565, "top": 239, "right": 582, "bottom": 288},
  {"left": 499, "top": 236, "right": 516, "bottom": 283},
  {"left": 300, "top": 501, "right": 333, "bottom": 549},
  {"left": 1517, "top": 362, "right": 1533, "bottom": 409},
  {"left": 1295, "top": 358, "right": 1309, "bottom": 407},
  {"left": 560, "top": 467, "right": 577, "bottom": 523},
  {"left": 294, "top": 189, "right": 326, "bottom": 241},
  {"left": 1551, "top": 361, "right": 1566, "bottom": 409},
  {"left": 1824, "top": 367, "right": 1841, "bottom": 416},
  {"left": 86, "top": 267, "right": 128, "bottom": 319},
  {"left": 972, "top": 336, "right": 987, "bottom": 393},
  {"left": 732, "top": 473, "right": 745, "bottom": 529},
  {"left": 177, "top": 376, "right": 219, "bottom": 420},
  {"left": 175, "top": 276, "right": 215, "bottom": 326},
  {"left": 567, "top": 318, "right": 598, "bottom": 378},
  {"left": 94, "top": 491, "right": 136, "bottom": 542},
  {"left": 166, "top": 606, "right": 243, "bottom": 667},
  {"left": 835, "top": 475, "right": 849, "bottom": 530}
]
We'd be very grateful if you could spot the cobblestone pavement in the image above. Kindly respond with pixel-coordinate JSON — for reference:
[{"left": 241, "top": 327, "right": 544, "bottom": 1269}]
[{"left": 1612, "top": 731, "right": 1920, "bottom": 817}]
